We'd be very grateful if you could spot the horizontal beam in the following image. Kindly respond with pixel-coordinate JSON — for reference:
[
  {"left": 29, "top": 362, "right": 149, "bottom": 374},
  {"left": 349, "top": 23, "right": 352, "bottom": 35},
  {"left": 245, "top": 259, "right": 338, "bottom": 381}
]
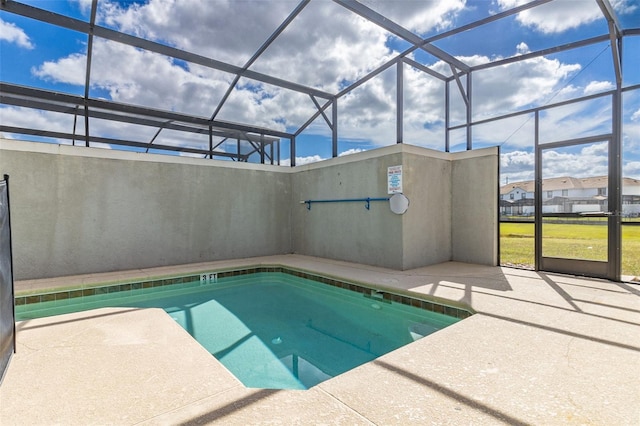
[
  {"left": 0, "top": 83, "right": 292, "bottom": 139},
  {"left": 0, "top": 93, "right": 279, "bottom": 144},
  {"left": 470, "top": 35, "right": 610, "bottom": 73},
  {"left": 447, "top": 88, "right": 616, "bottom": 131},
  {"left": 0, "top": 125, "right": 244, "bottom": 158}
]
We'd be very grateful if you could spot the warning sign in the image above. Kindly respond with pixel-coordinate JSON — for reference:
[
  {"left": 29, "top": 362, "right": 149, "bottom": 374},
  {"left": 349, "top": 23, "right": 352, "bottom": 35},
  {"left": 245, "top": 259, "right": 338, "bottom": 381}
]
[{"left": 387, "top": 165, "right": 403, "bottom": 194}]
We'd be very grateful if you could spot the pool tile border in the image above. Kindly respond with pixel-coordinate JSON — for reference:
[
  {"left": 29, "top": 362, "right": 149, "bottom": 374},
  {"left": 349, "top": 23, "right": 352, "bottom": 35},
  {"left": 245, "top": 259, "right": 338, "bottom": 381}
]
[{"left": 15, "top": 266, "right": 473, "bottom": 319}]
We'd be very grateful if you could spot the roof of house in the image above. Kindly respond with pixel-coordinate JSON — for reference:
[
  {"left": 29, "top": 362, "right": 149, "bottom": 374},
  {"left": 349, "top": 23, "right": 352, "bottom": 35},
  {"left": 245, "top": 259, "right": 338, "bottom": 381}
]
[{"left": 500, "top": 176, "right": 640, "bottom": 195}]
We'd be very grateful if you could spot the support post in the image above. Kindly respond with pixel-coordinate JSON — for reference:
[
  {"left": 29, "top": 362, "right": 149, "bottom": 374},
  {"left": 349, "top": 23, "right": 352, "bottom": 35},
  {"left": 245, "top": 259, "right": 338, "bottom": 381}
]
[
  {"left": 445, "top": 81, "right": 450, "bottom": 152},
  {"left": 208, "top": 125, "right": 213, "bottom": 159},
  {"left": 466, "top": 71, "right": 472, "bottom": 150},
  {"left": 609, "top": 89, "right": 622, "bottom": 280},
  {"left": 397, "top": 60, "right": 403, "bottom": 144},
  {"left": 332, "top": 98, "right": 338, "bottom": 158},
  {"left": 83, "top": 0, "right": 98, "bottom": 148},
  {"left": 534, "top": 111, "right": 541, "bottom": 271}
]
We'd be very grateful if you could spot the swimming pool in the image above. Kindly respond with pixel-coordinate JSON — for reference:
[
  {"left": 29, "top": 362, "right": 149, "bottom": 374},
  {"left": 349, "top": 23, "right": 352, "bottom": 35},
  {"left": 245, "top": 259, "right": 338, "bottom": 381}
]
[{"left": 16, "top": 268, "right": 470, "bottom": 389}]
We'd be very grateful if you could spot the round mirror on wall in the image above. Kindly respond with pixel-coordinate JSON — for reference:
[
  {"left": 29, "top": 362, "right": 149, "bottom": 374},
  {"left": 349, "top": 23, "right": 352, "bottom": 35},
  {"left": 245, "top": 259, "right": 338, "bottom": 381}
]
[{"left": 389, "top": 193, "right": 409, "bottom": 215}]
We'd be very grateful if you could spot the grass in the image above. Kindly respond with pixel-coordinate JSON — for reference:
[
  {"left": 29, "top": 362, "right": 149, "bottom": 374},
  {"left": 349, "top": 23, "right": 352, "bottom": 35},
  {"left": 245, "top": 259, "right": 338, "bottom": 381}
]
[{"left": 500, "top": 222, "right": 640, "bottom": 279}]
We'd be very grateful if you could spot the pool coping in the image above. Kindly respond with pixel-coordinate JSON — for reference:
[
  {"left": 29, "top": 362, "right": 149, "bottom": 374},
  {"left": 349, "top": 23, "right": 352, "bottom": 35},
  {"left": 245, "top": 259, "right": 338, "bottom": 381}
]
[{"left": 15, "top": 264, "right": 474, "bottom": 320}]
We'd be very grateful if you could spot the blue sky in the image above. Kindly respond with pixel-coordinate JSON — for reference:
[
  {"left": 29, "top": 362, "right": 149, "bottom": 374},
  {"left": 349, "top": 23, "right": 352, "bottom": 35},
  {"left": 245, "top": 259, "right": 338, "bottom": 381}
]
[{"left": 1, "top": 0, "right": 639, "bottom": 176}]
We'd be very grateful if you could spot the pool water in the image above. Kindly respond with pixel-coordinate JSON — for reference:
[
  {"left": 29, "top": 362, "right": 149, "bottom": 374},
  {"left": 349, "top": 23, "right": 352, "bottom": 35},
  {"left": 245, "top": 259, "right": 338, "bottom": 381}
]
[{"left": 16, "top": 272, "right": 460, "bottom": 389}]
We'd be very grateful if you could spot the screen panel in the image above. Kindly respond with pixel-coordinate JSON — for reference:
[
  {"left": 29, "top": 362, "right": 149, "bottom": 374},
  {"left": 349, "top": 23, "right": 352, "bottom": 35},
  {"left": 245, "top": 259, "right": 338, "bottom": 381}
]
[{"left": 0, "top": 176, "right": 15, "bottom": 385}]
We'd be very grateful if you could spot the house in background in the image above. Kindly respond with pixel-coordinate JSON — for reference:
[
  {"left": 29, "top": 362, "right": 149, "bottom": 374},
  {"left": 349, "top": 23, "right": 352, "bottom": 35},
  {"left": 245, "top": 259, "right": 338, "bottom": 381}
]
[{"left": 500, "top": 176, "right": 640, "bottom": 217}]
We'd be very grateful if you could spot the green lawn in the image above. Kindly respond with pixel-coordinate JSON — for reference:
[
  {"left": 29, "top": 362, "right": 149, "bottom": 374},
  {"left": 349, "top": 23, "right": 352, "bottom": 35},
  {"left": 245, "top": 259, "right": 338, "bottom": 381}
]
[{"left": 500, "top": 222, "right": 640, "bottom": 279}]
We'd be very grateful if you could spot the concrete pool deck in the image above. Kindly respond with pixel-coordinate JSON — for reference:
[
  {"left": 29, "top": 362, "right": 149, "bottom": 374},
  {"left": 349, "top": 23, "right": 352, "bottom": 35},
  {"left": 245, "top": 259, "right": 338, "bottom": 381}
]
[{"left": 1, "top": 254, "right": 639, "bottom": 425}]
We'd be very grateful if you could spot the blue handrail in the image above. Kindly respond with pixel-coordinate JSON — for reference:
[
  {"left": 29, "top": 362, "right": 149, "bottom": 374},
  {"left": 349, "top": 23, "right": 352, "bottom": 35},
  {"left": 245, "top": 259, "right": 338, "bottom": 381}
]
[{"left": 302, "top": 197, "right": 389, "bottom": 210}]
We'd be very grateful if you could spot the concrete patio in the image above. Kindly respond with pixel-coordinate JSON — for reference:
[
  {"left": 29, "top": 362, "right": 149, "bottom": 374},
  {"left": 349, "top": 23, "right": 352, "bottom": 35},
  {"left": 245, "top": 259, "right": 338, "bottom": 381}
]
[{"left": 1, "top": 255, "right": 638, "bottom": 425}]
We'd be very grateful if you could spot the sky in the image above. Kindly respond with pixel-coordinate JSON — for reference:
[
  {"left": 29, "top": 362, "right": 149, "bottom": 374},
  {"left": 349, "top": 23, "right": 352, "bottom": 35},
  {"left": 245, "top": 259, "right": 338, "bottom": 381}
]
[{"left": 0, "top": 0, "right": 639, "bottom": 182}]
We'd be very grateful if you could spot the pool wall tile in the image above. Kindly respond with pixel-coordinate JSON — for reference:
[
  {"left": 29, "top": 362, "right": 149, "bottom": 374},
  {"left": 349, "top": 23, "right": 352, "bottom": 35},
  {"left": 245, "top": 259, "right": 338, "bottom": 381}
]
[
  {"left": 15, "top": 264, "right": 473, "bottom": 319},
  {"left": 41, "top": 294, "right": 56, "bottom": 302},
  {"left": 55, "top": 292, "right": 69, "bottom": 301}
]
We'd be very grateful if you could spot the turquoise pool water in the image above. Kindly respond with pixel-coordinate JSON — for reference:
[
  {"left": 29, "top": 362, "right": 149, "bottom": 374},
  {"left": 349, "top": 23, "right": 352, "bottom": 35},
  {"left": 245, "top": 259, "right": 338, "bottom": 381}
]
[{"left": 16, "top": 272, "right": 461, "bottom": 389}]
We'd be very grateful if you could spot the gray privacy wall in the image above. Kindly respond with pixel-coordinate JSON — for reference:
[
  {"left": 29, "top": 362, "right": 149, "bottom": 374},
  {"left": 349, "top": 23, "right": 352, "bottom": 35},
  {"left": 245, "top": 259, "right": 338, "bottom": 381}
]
[
  {"left": 0, "top": 139, "right": 498, "bottom": 280},
  {"left": 451, "top": 150, "right": 500, "bottom": 265},
  {"left": 291, "top": 145, "right": 498, "bottom": 270},
  {"left": 0, "top": 140, "right": 292, "bottom": 280},
  {"left": 291, "top": 149, "right": 405, "bottom": 269}
]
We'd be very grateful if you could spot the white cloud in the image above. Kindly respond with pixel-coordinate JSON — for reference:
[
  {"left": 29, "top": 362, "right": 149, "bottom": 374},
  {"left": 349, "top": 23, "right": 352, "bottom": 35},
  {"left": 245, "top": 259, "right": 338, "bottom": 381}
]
[
  {"left": 538, "top": 96, "right": 612, "bottom": 143},
  {"left": 32, "top": 39, "right": 234, "bottom": 118},
  {"left": 29, "top": 31, "right": 596, "bottom": 151},
  {"left": 97, "top": 0, "right": 300, "bottom": 66},
  {"left": 498, "top": 0, "right": 603, "bottom": 33},
  {"left": 336, "top": 67, "right": 398, "bottom": 146},
  {"left": 247, "top": 1, "right": 397, "bottom": 93},
  {"left": 89, "top": 142, "right": 113, "bottom": 150},
  {"left": 32, "top": 53, "right": 86, "bottom": 85},
  {"left": 498, "top": 0, "right": 638, "bottom": 34},
  {"left": 613, "top": 0, "right": 640, "bottom": 14},
  {"left": 516, "top": 42, "right": 530, "bottom": 55},
  {"left": 631, "top": 108, "right": 640, "bottom": 122},
  {"left": 541, "top": 142, "right": 609, "bottom": 178},
  {"left": 293, "top": 155, "right": 326, "bottom": 166},
  {"left": 438, "top": 53, "right": 582, "bottom": 122},
  {"left": 500, "top": 150, "right": 535, "bottom": 182},
  {"left": 23, "top": 0, "right": 634, "bottom": 165},
  {"left": 501, "top": 150, "right": 535, "bottom": 168},
  {"left": 359, "top": 0, "right": 466, "bottom": 34},
  {"left": 501, "top": 142, "right": 613, "bottom": 184},
  {"left": 0, "top": 18, "right": 34, "bottom": 49},
  {"left": 0, "top": 106, "right": 76, "bottom": 133},
  {"left": 475, "top": 114, "right": 536, "bottom": 148},
  {"left": 178, "top": 151, "right": 206, "bottom": 158},
  {"left": 338, "top": 148, "right": 365, "bottom": 157},
  {"left": 94, "top": 0, "right": 403, "bottom": 93},
  {"left": 584, "top": 81, "right": 615, "bottom": 95},
  {"left": 623, "top": 161, "right": 640, "bottom": 177}
]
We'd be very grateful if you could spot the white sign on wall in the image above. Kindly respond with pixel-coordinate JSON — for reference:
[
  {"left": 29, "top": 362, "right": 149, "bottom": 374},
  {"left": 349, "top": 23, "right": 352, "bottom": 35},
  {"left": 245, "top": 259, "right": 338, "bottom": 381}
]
[{"left": 387, "top": 165, "right": 403, "bottom": 194}]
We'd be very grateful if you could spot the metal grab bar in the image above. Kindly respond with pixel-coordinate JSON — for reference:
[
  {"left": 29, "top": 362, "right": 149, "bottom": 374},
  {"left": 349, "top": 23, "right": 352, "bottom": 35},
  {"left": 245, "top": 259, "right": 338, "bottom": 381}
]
[{"left": 301, "top": 197, "right": 390, "bottom": 210}]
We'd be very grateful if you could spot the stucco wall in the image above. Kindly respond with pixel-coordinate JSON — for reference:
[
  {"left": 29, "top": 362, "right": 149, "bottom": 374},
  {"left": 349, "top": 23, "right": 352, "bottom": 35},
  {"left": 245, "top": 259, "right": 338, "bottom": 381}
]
[
  {"left": 1, "top": 140, "right": 498, "bottom": 280},
  {"left": 291, "top": 148, "right": 405, "bottom": 269},
  {"left": 0, "top": 141, "right": 292, "bottom": 279},
  {"left": 401, "top": 150, "right": 452, "bottom": 270},
  {"left": 451, "top": 148, "right": 499, "bottom": 265}
]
